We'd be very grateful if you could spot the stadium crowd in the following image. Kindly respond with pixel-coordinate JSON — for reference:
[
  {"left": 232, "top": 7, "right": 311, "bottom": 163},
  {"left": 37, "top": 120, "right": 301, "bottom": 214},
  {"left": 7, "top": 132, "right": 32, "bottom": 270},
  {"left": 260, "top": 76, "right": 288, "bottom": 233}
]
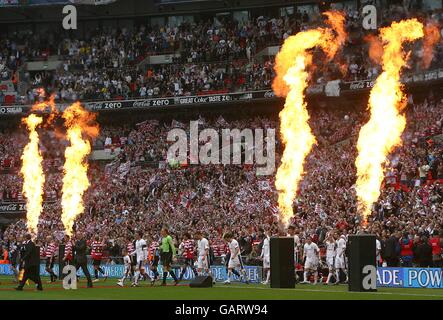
[
  {"left": 0, "top": 88, "right": 442, "bottom": 268},
  {"left": 0, "top": 2, "right": 442, "bottom": 276},
  {"left": 0, "top": 3, "right": 440, "bottom": 104}
]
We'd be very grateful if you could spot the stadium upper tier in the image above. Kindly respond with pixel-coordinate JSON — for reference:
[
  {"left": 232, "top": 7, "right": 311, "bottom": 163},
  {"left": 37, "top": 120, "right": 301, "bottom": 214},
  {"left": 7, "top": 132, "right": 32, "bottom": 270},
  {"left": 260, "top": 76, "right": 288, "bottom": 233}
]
[{"left": 0, "top": 3, "right": 442, "bottom": 106}]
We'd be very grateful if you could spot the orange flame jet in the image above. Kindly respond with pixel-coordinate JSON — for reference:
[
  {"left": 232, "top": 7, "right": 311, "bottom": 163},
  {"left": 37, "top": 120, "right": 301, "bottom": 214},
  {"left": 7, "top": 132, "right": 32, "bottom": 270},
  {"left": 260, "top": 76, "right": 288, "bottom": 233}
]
[
  {"left": 422, "top": 23, "right": 441, "bottom": 69},
  {"left": 355, "top": 19, "right": 424, "bottom": 223},
  {"left": 273, "top": 11, "right": 346, "bottom": 227},
  {"left": 20, "top": 114, "right": 45, "bottom": 235},
  {"left": 61, "top": 102, "right": 99, "bottom": 236}
]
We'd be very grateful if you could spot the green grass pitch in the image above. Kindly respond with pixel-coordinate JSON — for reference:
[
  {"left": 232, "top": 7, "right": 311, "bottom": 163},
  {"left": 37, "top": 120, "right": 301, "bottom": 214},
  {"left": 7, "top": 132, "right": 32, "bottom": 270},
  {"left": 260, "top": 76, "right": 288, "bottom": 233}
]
[{"left": 0, "top": 276, "right": 442, "bottom": 300}]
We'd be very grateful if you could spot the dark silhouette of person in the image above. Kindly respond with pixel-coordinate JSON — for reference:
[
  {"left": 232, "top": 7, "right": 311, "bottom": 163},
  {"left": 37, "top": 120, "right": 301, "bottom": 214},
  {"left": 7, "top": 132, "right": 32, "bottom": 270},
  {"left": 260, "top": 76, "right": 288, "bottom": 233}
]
[
  {"left": 74, "top": 232, "right": 93, "bottom": 288},
  {"left": 15, "top": 234, "right": 43, "bottom": 291}
]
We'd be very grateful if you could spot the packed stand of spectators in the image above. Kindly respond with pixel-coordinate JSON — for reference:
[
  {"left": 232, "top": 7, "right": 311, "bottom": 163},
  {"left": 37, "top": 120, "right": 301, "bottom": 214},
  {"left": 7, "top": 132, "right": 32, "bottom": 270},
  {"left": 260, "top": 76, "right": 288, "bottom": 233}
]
[
  {"left": 37, "top": 59, "right": 274, "bottom": 102},
  {"left": 0, "top": 89, "right": 442, "bottom": 267},
  {"left": 22, "top": 15, "right": 292, "bottom": 103},
  {"left": 9, "top": 3, "right": 440, "bottom": 104}
]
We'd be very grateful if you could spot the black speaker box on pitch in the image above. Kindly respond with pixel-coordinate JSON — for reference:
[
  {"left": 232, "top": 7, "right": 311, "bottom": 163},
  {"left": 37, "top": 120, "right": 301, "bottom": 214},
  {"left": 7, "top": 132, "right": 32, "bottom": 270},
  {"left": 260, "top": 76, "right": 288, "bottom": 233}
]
[
  {"left": 270, "top": 237, "right": 295, "bottom": 288},
  {"left": 189, "top": 275, "right": 213, "bottom": 288},
  {"left": 348, "top": 234, "right": 377, "bottom": 292}
]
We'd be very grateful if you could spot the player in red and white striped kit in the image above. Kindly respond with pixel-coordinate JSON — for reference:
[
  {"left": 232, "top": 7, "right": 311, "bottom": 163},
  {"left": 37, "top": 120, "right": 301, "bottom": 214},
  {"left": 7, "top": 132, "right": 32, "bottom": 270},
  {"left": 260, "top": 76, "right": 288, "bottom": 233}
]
[
  {"left": 91, "top": 236, "right": 107, "bottom": 282},
  {"left": 61, "top": 235, "right": 74, "bottom": 281},
  {"left": 44, "top": 236, "right": 58, "bottom": 283},
  {"left": 148, "top": 238, "right": 160, "bottom": 285},
  {"left": 63, "top": 235, "right": 73, "bottom": 265},
  {"left": 178, "top": 233, "right": 198, "bottom": 281},
  {"left": 212, "top": 237, "right": 228, "bottom": 259},
  {"left": 39, "top": 243, "right": 46, "bottom": 259}
]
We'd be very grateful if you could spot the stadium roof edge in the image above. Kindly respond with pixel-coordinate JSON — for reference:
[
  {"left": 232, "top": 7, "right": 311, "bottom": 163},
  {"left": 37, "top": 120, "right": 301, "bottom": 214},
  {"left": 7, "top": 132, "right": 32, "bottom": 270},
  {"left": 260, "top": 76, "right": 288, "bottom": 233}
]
[{"left": 0, "top": 0, "right": 324, "bottom": 24}]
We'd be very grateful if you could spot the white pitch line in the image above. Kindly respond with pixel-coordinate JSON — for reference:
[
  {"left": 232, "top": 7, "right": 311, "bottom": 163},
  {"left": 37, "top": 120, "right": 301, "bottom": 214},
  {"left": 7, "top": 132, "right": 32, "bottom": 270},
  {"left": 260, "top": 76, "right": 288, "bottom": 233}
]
[{"left": 220, "top": 285, "right": 443, "bottom": 298}]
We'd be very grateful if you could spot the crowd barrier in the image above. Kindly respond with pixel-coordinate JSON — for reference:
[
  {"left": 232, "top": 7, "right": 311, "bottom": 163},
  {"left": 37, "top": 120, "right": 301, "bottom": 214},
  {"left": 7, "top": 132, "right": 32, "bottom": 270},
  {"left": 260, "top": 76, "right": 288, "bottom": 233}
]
[
  {"left": 0, "top": 263, "right": 263, "bottom": 283},
  {"left": 377, "top": 267, "right": 443, "bottom": 289}
]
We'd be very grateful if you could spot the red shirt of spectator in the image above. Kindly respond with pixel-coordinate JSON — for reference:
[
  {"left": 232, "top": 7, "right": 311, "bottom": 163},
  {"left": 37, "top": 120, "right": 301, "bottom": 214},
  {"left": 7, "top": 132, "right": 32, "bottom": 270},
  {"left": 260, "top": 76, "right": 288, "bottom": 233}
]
[
  {"left": 400, "top": 239, "right": 413, "bottom": 257},
  {"left": 429, "top": 237, "right": 442, "bottom": 256},
  {"left": 336, "top": 220, "right": 348, "bottom": 230}
]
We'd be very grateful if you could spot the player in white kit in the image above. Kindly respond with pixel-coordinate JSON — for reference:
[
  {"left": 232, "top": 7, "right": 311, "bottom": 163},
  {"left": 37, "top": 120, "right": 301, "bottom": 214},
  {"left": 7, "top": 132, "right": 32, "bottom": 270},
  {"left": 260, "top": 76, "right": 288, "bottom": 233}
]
[
  {"left": 117, "top": 249, "right": 132, "bottom": 287},
  {"left": 335, "top": 234, "right": 348, "bottom": 284},
  {"left": 132, "top": 231, "right": 150, "bottom": 287},
  {"left": 287, "top": 225, "right": 301, "bottom": 265},
  {"left": 324, "top": 233, "right": 336, "bottom": 285},
  {"left": 260, "top": 230, "right": 270, "bottom": 285},
  {"left": 195, "top": 231, "right": 213, "bottom": 280},
  {"left": 223, "top": 233, "right": 250, "bottom": 284},
  {"left": 376, "top": 236, "right": 382, "bottom": 267},
  {"left": 301, "top": 236, "right": 320, "bottom": 284}
]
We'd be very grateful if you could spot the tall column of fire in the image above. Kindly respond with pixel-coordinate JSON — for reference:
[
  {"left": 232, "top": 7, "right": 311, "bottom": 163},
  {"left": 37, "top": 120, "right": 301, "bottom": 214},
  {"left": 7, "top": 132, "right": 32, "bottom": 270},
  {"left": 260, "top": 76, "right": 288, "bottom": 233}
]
[
  {"left": 355, "top": 19, "right": 424, "bottom": 223},
  {"left": 273, "top": 11, "right": 346, "bottom": 227},
  {"left": 61, "top": 102, "right": 99, "bottom": 236},
  {"left": 20, "top": 94, "right": 57, "bottom": 235},
  {"left": 20, "top": 114, "right": 45, "bottom": 234}
]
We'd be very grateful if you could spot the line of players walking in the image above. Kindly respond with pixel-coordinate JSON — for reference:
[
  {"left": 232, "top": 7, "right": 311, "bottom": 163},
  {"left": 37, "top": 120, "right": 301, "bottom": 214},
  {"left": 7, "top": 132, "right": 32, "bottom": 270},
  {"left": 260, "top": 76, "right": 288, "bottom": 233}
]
[
  {"left": 261, "top": 226, "right": 349, "bottom": 285},
  {"left": 117, "top": 228, "right": 251, "bottom": 287},
  {"left": 298, "top": 232, "right": 349, "bottom": 285},
  {"left": 83, "top": 225, "right": 349, "bottom": 286},
  {"left": 5, "top": 225, "right": 350, "bottom": 287},
  {"left": 9, "top": 233, "right": 108, "bottom": 289}
]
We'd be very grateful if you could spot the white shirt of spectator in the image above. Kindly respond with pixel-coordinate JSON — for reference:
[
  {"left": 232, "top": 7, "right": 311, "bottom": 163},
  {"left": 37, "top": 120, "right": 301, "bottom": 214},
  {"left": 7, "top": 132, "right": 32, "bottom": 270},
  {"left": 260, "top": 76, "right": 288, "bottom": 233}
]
[
  {"left": 105, "top": 137, "right": 112, "bottom": 146},
  {"left": 419, "top": 165, "right": 430, "bottom": 178}
]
